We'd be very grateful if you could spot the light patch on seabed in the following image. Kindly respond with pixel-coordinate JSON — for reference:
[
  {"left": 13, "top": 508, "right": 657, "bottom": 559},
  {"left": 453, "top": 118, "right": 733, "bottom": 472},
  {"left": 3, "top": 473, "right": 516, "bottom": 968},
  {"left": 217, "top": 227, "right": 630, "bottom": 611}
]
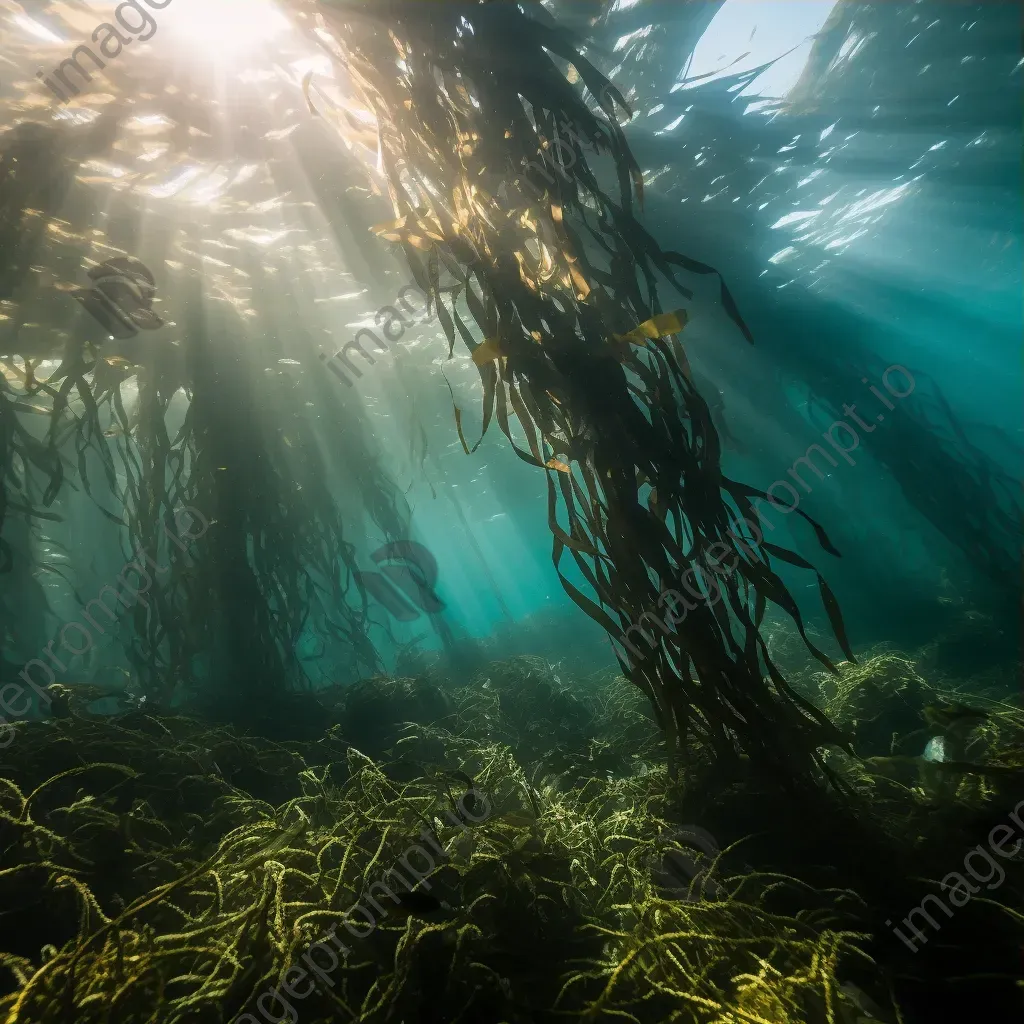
[{"left": 683, "top": 0, "right": 841, "bottom": 97}]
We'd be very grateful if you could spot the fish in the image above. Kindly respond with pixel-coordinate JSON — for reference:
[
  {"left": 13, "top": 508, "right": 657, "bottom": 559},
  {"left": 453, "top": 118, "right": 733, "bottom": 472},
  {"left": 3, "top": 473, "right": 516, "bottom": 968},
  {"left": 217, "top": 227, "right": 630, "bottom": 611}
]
[{"left": 249, "top": 818, "right": 309, "bottom": 865}]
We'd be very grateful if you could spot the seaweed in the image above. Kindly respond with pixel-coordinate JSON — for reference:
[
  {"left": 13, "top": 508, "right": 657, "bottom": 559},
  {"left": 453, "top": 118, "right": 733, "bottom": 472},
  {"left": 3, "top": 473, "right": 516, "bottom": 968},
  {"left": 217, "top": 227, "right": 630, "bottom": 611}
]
[
  {"left": 0, "top": 115, "right": 131, "bottom": 562},
  {"left": 2, "top": 642, "right": 1021, "bottom": 1023},
  {"left": 0, "top": 699, "right": 881, "bottom": 1024},
  {"left": 290, "top": 0, "right": 855, "bottom": 785},
  {"left": 0, "top": 67, "right": 430, "bottom": 725},
  {"left": 606, "top": 1, "right": 1023, "bottom": 621}
]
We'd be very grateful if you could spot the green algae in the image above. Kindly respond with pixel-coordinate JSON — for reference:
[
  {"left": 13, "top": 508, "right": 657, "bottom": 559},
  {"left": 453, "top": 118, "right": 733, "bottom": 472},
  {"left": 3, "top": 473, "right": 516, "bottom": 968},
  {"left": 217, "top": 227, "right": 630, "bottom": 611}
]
[{"left": 1, "top": 641, "right": 1020, "bottom": 1023}]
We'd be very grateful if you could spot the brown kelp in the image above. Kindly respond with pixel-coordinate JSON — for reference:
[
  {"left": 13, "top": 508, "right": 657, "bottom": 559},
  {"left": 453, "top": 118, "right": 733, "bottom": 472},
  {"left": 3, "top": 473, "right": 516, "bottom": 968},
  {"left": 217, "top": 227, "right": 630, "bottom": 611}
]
[
  {"left": 0, "top": 46, "right": 427, "bottom": 716},
  {"left": 290, "top": 0, "right": 854, "bottom": 783},
  {"left": 0, "top": 114, "right": 130, "bottom": 571},
  {"left": 0, "top": 122, "right": 386, "bottom": 719},
  {"left": 119, "top": 263, "right": 385, "bottom": 724},
  {"left": 606, "top": 0, "right": 1023, "bottom": 618}
]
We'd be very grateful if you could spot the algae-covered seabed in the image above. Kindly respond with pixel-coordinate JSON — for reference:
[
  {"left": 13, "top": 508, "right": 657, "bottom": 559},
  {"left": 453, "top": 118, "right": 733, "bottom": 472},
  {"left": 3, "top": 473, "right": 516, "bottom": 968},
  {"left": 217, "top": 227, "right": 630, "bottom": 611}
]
[
  {"left": 1, "top": 1, "right": 1022, "bottom": 1022},
  {"left": 0, "top": 638, "right": 1022, "bottom": 1024}
]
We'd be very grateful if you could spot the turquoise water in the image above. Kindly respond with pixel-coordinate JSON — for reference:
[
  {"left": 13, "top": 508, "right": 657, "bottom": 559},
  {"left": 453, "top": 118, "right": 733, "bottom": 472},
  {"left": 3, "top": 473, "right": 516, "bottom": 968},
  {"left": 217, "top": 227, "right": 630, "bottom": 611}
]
[
  {"left": 0, "top": 0, "right": 1019, "bottom": 696},
  {"left": 407, "top": 0, "right": 1024, "bottom": 662},
  {"left": 0, "top": 4, "right": 1020, "bottom": 1020}
]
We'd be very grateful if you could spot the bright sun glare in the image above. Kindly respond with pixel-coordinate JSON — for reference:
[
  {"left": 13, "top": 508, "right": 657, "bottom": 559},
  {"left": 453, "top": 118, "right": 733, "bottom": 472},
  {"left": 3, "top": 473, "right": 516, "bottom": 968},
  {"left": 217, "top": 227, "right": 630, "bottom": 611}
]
[
  {"left": 164, "top": 0, "right": 292, "bottom": 59},
  {"left": 685, "top": 0, "right": 840, "bottom": 97}
]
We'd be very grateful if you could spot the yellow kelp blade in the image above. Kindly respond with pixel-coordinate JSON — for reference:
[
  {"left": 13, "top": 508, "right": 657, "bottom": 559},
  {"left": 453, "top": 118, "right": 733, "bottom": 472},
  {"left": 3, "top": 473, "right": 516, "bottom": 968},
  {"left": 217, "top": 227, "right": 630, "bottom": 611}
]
[
  {"left": 371, "top": 206, "right": 445, "bottom": 247},
  {"left": 614, "top": 309, "right": 689, "bottom": 348},
  {"left": 471, "top": 337, "right": 503, "bottom": 366}
]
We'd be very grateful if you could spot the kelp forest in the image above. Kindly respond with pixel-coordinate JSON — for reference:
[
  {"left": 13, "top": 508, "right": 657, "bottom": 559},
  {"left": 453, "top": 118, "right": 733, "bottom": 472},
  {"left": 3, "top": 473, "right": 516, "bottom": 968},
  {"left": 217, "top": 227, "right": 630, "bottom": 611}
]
[{"left": 0, "top": 2, "right": 1020, "bottom": 1023}]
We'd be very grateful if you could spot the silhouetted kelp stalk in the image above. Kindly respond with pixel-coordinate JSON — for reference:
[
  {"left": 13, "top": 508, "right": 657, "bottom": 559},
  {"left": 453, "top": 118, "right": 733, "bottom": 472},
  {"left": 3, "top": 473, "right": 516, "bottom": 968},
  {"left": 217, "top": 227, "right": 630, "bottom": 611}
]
[
  {"left": 2, "top": 30, "right": 439, "bottom": 719},
  {"left": 289, "top": 0, "right": 856, "bottom": 787},
  {"left": 0, "top": 113, "right": 124, "bottom": 568},
  {"left": 120, "top": 265, "right": 388, "bottom": 716}
]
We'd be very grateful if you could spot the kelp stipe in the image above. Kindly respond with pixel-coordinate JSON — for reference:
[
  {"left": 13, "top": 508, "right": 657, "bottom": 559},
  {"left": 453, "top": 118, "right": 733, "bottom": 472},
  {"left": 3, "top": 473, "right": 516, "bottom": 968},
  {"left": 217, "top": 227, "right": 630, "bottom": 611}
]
[
  {"left": 115, "top": 263, "right": 388, "bottom": 724},
  {"left": 292, "top": 0, "right": 854, "bottom": 785},
  {"left": 0, "top": 116, "right": 130, "bottom": 567},
  {"left": 0, "top": 109, "right": 422, "bottom": 720}
]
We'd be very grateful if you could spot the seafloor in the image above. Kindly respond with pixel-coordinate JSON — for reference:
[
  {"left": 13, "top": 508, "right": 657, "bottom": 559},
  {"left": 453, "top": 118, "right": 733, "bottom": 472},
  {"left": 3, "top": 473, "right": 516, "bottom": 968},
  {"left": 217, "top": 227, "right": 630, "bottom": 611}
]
[{"left": 0, "top": 616, "right": 1020, "bottom": 1024}]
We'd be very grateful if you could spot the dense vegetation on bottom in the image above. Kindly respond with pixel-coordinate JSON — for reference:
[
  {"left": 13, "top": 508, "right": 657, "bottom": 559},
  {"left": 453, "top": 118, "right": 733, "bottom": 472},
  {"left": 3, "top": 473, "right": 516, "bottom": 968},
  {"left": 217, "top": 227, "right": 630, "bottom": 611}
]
[{"left": 0, "top": 630, "right": 1020, "bottom": 1023}]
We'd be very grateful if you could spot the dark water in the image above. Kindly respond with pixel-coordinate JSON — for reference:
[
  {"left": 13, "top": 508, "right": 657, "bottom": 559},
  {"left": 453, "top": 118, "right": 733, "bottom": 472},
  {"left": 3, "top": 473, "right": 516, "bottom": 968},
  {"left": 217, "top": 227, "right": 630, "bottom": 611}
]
[{"left": 0, "top": 2, "right": 1020, "bottom": 1023}]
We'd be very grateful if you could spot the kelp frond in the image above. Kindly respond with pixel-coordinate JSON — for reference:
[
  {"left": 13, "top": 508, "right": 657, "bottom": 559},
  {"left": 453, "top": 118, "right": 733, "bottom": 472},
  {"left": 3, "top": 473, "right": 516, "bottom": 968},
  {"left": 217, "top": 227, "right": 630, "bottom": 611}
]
[{"left": 292, "top": 0, "right": 854, "bottom": 784}]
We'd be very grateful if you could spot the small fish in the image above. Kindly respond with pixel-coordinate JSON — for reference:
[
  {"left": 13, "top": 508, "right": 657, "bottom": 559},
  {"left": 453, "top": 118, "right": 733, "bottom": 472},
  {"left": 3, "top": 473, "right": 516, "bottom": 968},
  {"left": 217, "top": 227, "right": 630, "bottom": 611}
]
[{"left": 250, "top": 819, "right": 309, "bottom": 865}]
